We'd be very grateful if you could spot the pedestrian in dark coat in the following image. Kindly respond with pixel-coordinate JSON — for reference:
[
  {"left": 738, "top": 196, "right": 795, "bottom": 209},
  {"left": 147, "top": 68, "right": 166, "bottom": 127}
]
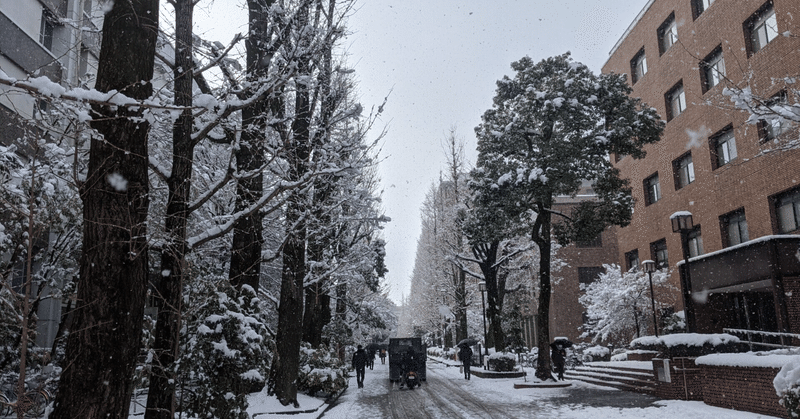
[
  {"left": 459, "top": 345, "right": 473, "bottom": 380},
  {"left": 380, "top": 349, "right": 386, "bottom": 364},
  {"left": 352, "top": 345, "right": 368, "bottom": 388},
  {"left": 552, "top": 346, "right": 566, "bottom": 381}
]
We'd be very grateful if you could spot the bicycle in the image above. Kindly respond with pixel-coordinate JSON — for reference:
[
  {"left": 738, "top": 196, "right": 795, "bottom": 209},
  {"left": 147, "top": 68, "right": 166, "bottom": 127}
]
[{"left": 0, "top": 387, "right": 51, "bottom": 418}]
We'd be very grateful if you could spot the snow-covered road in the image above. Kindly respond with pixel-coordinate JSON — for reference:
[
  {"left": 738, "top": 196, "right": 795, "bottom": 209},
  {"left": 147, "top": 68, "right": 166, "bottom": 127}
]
[{"left": 320, "top": 359, "right": 780, "bottom": 419}]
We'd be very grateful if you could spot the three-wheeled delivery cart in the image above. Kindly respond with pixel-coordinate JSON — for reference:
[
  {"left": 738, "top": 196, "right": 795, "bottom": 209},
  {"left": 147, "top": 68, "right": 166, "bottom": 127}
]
[{"left": 388, "top": 337, "right": 427, "bottom": 382}]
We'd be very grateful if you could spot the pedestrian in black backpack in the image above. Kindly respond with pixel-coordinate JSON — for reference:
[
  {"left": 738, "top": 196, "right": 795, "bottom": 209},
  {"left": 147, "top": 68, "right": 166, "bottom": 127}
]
[{"left": 352, "top": 345, "right": 368, "bottom": 388}]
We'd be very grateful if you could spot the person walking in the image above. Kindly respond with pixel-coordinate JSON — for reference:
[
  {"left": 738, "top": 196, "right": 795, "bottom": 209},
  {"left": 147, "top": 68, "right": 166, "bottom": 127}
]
[
  {"left": 459, "top": 344, "right": 473, "bottom": 380},
  {"left": 380, "top": 348, "right": 386, "bottom": 364},
  {"left": 552, "top": 346, "right": 566, "bottom": 381},
  {"left": 352, "top": 345, "right": 368, "bottom": 388},
  {"left": 367, "top": 346, "right": 376, "bottom": 370}
]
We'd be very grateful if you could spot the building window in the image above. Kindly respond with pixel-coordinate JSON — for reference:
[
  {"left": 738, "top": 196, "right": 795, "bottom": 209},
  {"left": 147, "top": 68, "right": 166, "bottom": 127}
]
[
  {"left": 665, "top": 81, "right": 686, "bottom": 121},
  {"left": 644, "top": 173, "right": 661, "bottom": 206},
  {"left": 701, "top": 46, "right": 726, "bottom": 92},
  {"left": 710, "top": 126, "right": 737, "bottom": 169},
  {"left": 759, "top": 90, "right": 791, "bottom": 141},
  {"left": 578, "top": 267, "right": 605, "bottom": 285},
  {"left": 577, "top": 232, "right": 602, "bottom": 248},
  {"left": 692, "top": 0, "right": 715, "bottom": 19},
  {"left": 775, "top": 187, "right": 800, "bottom": 233},
  {"left": 673, "top": 152, "right": 695, "bottom": 190},
  {"left": 630, "top": 48, "right": 647, "bottom": 84},
  {"left": 651, "top": 239, "right": 668, "bottom": 269},
  {"left": 746, "top": 2, "right": 778, "bottom": 55},
  {"left": 39, "top": 9, "right": 56, "bottom": 51},
  {"left": 687, "top": 226, "right": 703, "bottom": 257},
  {"left": 625, "top": 249, "right": 640, "bottom": 271},
  {"left": 721, "top": 209, "right": 749, "bottom": 247},
  {"left": 658, "top": 13, "right": 678, "bottom": 55},
  {"left": 83, "top": 0, "right": 92, "bottom": 16}
]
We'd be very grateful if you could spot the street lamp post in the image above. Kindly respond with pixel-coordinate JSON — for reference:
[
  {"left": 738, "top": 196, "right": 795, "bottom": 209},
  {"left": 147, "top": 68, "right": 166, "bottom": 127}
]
[
  {"left": 642, "top": 260, "right": 659, "bottom": 338},
  {"left": 478, "top": 281, "right": 489, "bottom": 369},
  {"left": 671, "top": 211, "right": 696, "bottom": 333}
]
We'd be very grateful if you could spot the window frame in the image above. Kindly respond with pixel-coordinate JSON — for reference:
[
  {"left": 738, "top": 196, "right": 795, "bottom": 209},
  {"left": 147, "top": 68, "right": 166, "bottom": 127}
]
[
  {"left": 644, "top": 173, "right": 661, "bottom": 206},
  {"left": 650, "top": 239, "right": 669, "bottom": 269},
  {"left": 625, "top": 249, "right": 640, "bottom": 271},
  {"left": 658, "top": 12, "right": 679, "bottom": 55},
  {"left": 692, "top": 0, "right": 715, "bottom": 20},
  {"left": 39, "top": 9, "right": 56, "bottom": 51},
  {"left": 665, "top": 81, "right": 686, "bottom": 121},
  {"left": 745, "top": 1, "right": 778, "bottom": 56},
  {"left": 700, "top": 46, "right": 726, "bottom": 93},
  {"left": 687, "top": 226, "right": 704, "bottom": 257},
  {"left": 720, "top": 209, "right": 749, "bottom": 247},
  {"left": 672, "top": 152, "right": 695, "bottom": 190},
  {"left": 758, "top": 90, "right": 791, "bottom": 141},
  {"left": 630, "top": 48, "right": 648, "bottom": 84},
  {"left": 710, "top": 125, "right": 737, "bottom": 169},
  {"left": 578, "top": 267, "right": 605, "bottom": 285},
  {"left": 773, "top": 187, "right": 800, "bottom": 234}
]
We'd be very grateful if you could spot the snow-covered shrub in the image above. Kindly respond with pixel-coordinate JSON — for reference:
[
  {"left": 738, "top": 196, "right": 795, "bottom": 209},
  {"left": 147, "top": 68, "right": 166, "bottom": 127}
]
[
  {"left": 630, "top": 333, "right": 746, "bottom": 358},
  {"left": 662, "top": 311, "right": 687, "bottom": 334},
  {"left": 774, "top": 357, "right": 800, "bottom": 417},
  {"left": 582, "top": 345, "right": 611, "bottom": 362},
  {"left": 297, "top": 343, "right": 348, "bottom": 396},
  {"left": 427, "top": 346, "right": 457, "bottom": 359},
  {"left": 177, "top": 281, "right": 271, "bottom": 419},
  {"left": 579, "top": 265, "right": 673, "bottom": 346},
  {"left": 487, "top": 351, "right": 517, "bottom": 372}
]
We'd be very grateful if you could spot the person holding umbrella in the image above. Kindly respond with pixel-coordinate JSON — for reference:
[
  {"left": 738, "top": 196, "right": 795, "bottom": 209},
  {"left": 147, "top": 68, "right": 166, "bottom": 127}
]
[
  {"left": 457, "top": 338, "right": 477, "bottom": 380},
  {"left": 550, "top": 337, "right": 573, "bottom": 381}
]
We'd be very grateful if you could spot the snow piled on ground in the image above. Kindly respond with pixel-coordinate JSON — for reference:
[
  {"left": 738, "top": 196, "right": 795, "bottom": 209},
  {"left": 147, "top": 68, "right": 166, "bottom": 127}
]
[{"left": 696, "top": 352, "right": 800, "bottom": 368}]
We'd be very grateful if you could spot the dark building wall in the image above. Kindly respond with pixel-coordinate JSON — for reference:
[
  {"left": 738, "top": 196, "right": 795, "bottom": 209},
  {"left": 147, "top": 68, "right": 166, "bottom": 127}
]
[
  {"left": 603, "top": 0, "right": 800, "bottom": 317},
  {"left": 549, "top": 200, "right": 621, "bottom": 342}
]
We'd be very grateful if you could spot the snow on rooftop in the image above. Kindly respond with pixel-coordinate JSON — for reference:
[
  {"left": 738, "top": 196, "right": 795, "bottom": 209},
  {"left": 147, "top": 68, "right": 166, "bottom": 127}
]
[{"left": 677, "top": 234, "right": 800, "bottom": 266}]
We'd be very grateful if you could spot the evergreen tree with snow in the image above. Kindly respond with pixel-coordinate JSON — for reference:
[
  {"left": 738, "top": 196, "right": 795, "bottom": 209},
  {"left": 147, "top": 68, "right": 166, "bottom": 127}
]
[{"left": 470, "top": 53, "right": 663, "bottom": 380}]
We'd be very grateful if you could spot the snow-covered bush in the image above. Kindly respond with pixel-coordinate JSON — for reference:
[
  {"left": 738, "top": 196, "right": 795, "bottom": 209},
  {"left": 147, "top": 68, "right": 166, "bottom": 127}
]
[
  {"left": 775, "top": 357, "right": 800, "bottom": 417},
  {"left": 297, "top": 343, "right": 348, "bottom": 396},
  {"left": 177, "top": 281, "right": 271, "bottom": 419},
  {"left": 630, "top": 333, "right": 746, "bottom": 358},
  {"left": 662, "top": 311, "right": 687, "bottom": 334},
  {"left": 427, "top": 346, "right": 457, "bottom": 359},
  {"left": 487, "top": 351, "right": 517, "bottom": 372},
  {"left": 582, "top": 346, "right": 611, "bottom": 362},
  {"left": 579, "top": 264, "right": 672, "bottom": 346}
]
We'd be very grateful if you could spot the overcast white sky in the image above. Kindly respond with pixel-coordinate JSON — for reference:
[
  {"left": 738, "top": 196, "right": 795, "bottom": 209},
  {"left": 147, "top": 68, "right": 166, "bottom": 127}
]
[{"left": 194, "top": 0, "right": 650, "bottom": 305}]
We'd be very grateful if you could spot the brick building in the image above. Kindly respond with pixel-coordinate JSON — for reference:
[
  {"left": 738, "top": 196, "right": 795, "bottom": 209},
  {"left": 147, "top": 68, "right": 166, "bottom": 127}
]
[
  {"left": 603, "top": 0, "right": 800, "bottom": 336},
  {"left": 1, "top": 0, "right": 101, "bottom": 348}
]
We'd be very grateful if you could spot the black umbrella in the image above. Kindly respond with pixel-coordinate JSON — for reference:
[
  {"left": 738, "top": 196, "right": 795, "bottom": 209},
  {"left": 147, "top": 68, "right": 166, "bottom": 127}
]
[
  {"left": 457, "top": 338, "right": 478, "bottom": 347},
  {"left": 550, "top": 338, "right": 573, "bottom": 350}
]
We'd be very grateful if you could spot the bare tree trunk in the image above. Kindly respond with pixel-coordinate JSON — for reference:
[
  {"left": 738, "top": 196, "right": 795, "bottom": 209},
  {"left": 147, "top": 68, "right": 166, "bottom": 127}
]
[
  {"left": 271, "top": 4, "right": 313, "bottom": 405},
  {"left": 50, "top": 0, "right": 158, "bottom": 417},
  {"left": 532, "top": 200, "right": 553, "bottom": 381},
  {"left": 228, "top": 0, "right": 276, "bottom": 291},
  {"left": 473, "top": 241, "right": 504, "bottom": 349},
  {"left": 302, "top": 1, "right": 336, "bottom": 346},
  {"left": 145, "top": 1, "right": 194, "bottom": 417}
]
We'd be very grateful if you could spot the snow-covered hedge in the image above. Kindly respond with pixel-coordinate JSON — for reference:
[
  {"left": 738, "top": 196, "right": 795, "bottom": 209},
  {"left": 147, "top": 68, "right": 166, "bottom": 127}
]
[
  {"left": 774, "top": 356, "right": 800, "bottom": 418},
  {"left": 427, "top": 346, "right": 457, "bottom": 359},
  {"left": 297, "top": 344, "right": 348, "bottom": 397},
  {"left": 630, "top": 333, "right": 746, "bottom": 358},
  {"left": 487, "top": 351, "right": 516, "bottom": 372},
  {"left": 582, "top": 345, "right": 611, "bottom": 362}
]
